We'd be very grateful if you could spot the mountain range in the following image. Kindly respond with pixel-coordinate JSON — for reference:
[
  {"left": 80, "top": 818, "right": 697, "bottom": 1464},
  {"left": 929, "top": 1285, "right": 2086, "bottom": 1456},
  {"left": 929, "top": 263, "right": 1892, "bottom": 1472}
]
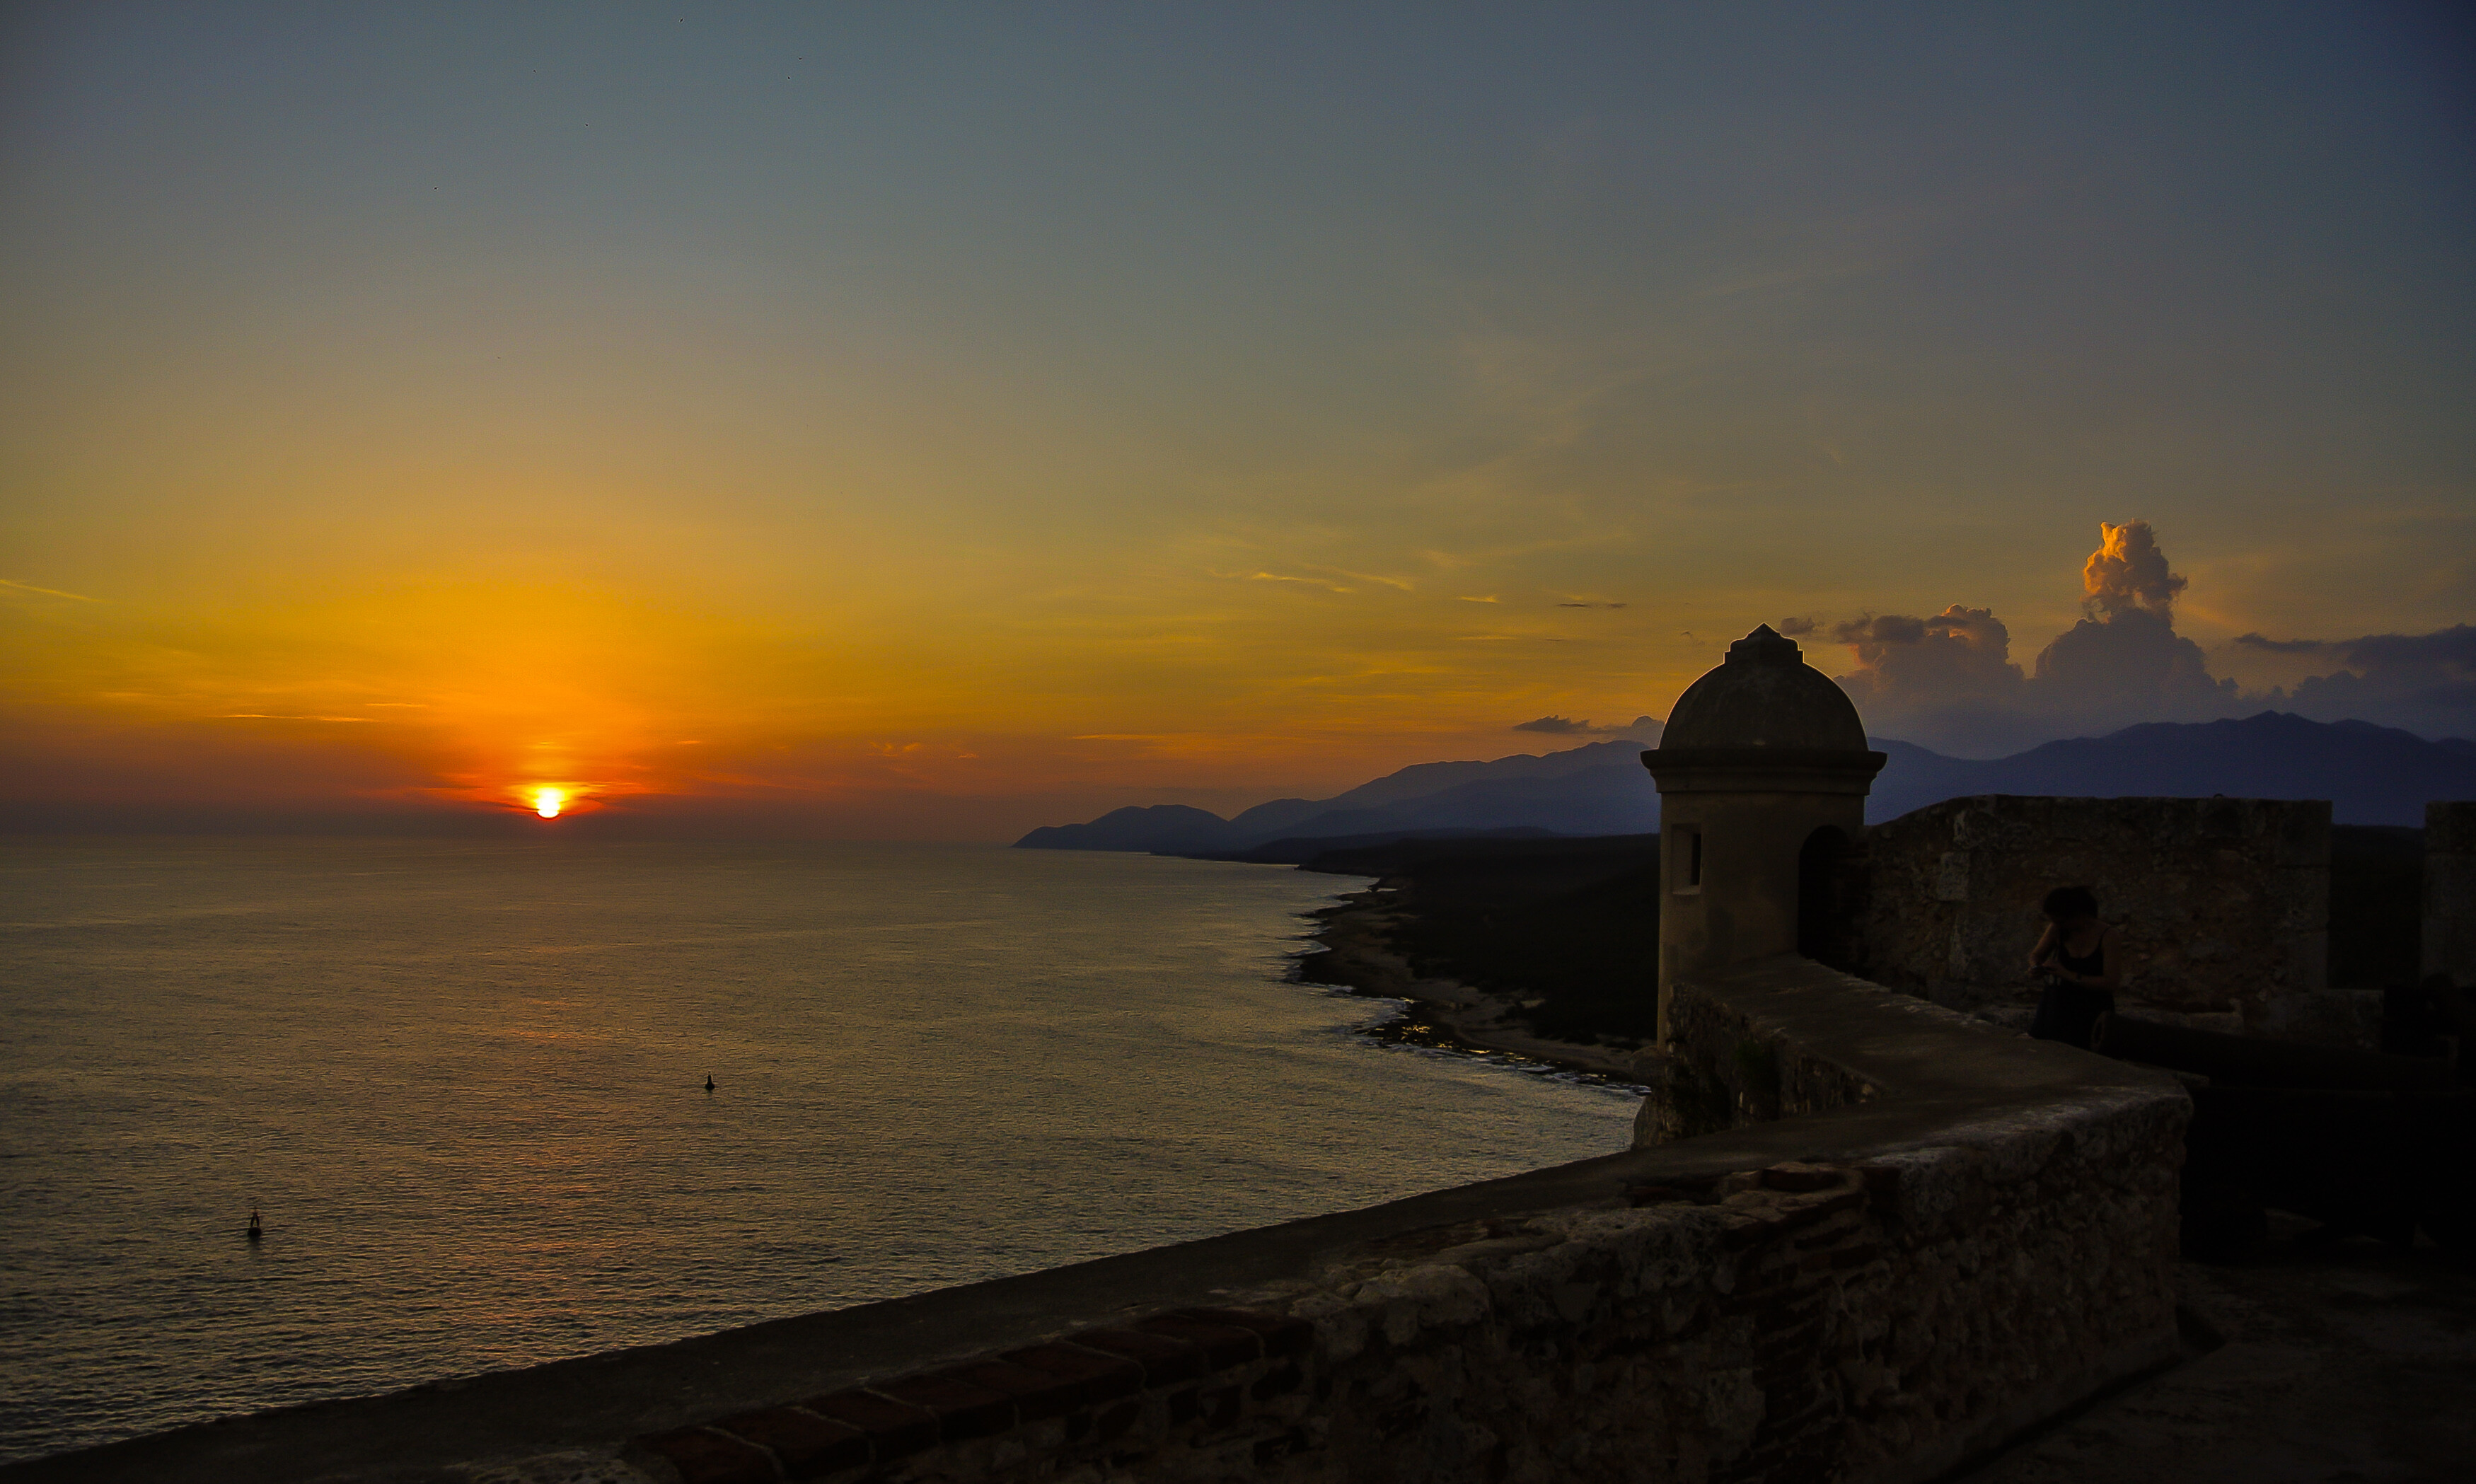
[{"left": 1012, "top": 712, "right": 2476, "bottom": 852}]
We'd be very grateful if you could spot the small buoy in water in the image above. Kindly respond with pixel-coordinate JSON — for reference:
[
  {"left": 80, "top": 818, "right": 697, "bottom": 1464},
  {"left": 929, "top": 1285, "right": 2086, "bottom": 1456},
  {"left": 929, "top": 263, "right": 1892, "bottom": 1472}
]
[
  {"left": 246, "top": 1207, "right": 262, "bottom": 1244},
  {"left": 704, "top": 1074, "right": 716, "bottom": 1093}
]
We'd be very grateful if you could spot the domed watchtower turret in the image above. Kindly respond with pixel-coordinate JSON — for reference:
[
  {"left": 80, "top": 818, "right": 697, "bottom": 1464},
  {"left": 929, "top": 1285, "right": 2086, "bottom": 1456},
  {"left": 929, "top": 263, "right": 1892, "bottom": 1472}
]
[{"left": 1642, "top": 625, "right": 1886, "bottom": 1038}]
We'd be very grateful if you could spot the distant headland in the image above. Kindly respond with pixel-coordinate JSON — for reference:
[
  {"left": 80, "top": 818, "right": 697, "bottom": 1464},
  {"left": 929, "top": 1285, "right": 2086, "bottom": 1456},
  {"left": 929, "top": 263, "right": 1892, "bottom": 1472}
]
[{"left": 1014, "top": 712, "right": 2476, "bottom": 854}]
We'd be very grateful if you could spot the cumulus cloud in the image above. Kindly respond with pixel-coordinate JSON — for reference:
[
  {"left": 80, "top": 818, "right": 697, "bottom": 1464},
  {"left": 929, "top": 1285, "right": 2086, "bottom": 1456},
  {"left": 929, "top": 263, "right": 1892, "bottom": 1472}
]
[
  {"left": 1822, "top": 523, "right": 2245, "bottom": 754},
  {"left": 1834, "top": 605, "right": 2026, "bottom": 716},
  {"left": 1815, "top": 521, "right": 2470, "bottom": 752},
  {"left": 2080, "top": 520, "right": 2186, "bottom": 615},
  {"left": 1815, "top": 518, "right": 2476, "bottom": 752},
  {"left": 2034, "top": 605, "right": 2230, "bottom": 711},
  {"left": 1834, "top": 614, "right": 1926, "bottom": 646},
  {"left": 2284, "top": 623, "right": 2476, "bottom": 735},
  {"left": 2335, "top": 625, "right": 2476, "bottom": 673}
]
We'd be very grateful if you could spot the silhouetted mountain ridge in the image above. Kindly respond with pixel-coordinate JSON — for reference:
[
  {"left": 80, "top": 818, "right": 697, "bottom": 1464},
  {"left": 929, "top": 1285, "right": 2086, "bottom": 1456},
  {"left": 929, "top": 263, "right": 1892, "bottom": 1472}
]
[
  {"left": 1012, "top": 712, "right": 2473, "bottom": 852},
  {"left": 1865, "top": 712, "right": 2473, "bottom": 825},
  {"left": 1012, "top": 732, "right": 1664, "bottom": 852}
]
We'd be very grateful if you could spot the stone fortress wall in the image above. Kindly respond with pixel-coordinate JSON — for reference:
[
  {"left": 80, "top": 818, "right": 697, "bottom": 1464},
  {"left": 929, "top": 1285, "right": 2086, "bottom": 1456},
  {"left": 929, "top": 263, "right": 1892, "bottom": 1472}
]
[
  {"left": 1854, "top": 794, "right": 2344, "bottom": 1041},
  {"left": 17, "top": 632, "right": 2463, "bottom": 1484},
  {"left": 1850, "top": 796, "right": 2476, "bottom": 1052},
  {"left": 2428, "top": 801, "right": 2476, "bottom": 989}
]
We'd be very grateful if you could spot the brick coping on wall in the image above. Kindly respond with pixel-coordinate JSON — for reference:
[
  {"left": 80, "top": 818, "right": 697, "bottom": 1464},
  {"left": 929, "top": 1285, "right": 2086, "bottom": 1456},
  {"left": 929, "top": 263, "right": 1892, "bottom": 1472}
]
[{"left": 6, "top": 955, "right": 2187, "bottom": 1484}]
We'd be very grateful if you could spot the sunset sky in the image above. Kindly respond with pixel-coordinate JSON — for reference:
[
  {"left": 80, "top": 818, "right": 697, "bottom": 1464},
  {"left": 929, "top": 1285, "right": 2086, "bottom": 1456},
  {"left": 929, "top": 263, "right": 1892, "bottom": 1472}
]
[{"left": 4, "top": 3, "right": 2470, "bottom": 838}]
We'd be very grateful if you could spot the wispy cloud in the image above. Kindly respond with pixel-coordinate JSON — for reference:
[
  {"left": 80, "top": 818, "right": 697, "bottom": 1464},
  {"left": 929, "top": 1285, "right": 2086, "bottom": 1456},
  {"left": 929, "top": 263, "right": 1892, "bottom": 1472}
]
[
  {"left": 1512, "top": 714, "right": 1656, "bottom": 736},
  {"left": 1, "top": 577, "right": 100, "bottom": 602},
  {"left": 1232, "top": 564, "right": 1414, "bottom": 595},
  {"left": 1239, "top": 571, "right": 1355, "bottom": 593},
  {"left": 218, "top": 714, "right": 374, "bottom": 723}
]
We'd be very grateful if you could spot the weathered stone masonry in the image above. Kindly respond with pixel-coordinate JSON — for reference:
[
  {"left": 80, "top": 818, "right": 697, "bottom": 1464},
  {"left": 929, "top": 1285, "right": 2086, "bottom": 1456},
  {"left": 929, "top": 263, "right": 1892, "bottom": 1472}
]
[
  {"left": 616, "top": 1103, "right": 2182, "bottom": 1484},
  {"left": 1856, "top": 795, "right": 2337, "bottom": 1039}
]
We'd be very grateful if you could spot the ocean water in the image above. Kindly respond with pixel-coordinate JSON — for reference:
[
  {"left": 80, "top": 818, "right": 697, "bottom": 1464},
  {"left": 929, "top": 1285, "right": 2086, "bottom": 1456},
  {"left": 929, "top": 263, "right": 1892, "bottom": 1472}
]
[{"left": 0, "top": 837, "right": 1638, "bottom": 1463}]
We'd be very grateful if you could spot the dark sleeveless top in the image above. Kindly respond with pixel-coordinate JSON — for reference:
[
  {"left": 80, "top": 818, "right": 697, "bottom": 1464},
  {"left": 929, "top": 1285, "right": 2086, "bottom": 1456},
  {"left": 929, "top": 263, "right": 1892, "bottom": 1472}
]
[{"left": 2030, "top": 930, "right": 2113, "bottom": 1048}]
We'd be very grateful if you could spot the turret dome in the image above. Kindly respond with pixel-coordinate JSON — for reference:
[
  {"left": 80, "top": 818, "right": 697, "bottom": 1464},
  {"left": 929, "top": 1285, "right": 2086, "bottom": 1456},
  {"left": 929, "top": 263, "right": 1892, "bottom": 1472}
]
[{"left": 1659, "top": 625, "right": 1868, "bottom": 753}]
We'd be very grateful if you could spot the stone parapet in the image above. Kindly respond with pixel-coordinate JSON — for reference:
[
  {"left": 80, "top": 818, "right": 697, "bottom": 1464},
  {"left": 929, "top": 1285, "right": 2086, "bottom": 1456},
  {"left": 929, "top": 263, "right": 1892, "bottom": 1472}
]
[
  {"left": 589, "top": 1125, "right": 2182, "bottom": 1484},
  {"left": 623, "top": 1308, "right": 1316, "bottom": 1484}
]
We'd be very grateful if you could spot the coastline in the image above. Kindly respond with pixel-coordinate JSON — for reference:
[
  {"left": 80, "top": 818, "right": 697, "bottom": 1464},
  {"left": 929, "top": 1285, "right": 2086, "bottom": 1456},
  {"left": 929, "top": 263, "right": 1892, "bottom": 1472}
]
[{"left": 1295, "top": 884, "right": 1664, "bottom": 1086}]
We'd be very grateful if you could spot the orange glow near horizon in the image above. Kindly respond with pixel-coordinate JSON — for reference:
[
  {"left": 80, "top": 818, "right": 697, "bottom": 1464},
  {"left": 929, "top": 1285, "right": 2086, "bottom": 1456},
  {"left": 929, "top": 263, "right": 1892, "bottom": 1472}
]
[
  {"left": 0, "top": 567, "right": 1703, "bottom": 838},
  {"left": 3, "top": 8, "right": 2468, "bottom": 843}
]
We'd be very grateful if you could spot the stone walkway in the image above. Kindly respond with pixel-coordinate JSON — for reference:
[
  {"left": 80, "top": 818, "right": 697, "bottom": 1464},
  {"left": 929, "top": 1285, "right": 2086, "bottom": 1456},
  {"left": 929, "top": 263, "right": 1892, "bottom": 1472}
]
[{"left": 1962, "top": 1215, "right": 2475, "bottom": 1484}]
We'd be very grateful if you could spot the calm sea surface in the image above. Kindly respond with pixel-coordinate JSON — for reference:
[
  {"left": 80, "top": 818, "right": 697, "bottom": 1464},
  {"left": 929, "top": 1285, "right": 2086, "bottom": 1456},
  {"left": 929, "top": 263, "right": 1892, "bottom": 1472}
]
[{"left": 0, "top": 837, "right": 1636, "bottom": 1463}]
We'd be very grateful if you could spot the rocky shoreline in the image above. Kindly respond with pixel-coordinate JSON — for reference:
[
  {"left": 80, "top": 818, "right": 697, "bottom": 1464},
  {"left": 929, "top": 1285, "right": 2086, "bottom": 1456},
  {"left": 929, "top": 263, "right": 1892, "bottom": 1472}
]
[{"left": 1295, "top": 883, "right": 1665, "bottom": 1086}]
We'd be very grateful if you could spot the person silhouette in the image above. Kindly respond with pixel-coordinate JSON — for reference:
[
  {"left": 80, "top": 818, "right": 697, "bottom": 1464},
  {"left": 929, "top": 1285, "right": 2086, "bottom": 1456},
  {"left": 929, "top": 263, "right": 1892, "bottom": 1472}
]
[
  {"left": 2027, "top": 886, "right": 2118, "bottom": 1048},
  {"left": 703, "top": 1074, "right": 715, "bottom": 1093}
]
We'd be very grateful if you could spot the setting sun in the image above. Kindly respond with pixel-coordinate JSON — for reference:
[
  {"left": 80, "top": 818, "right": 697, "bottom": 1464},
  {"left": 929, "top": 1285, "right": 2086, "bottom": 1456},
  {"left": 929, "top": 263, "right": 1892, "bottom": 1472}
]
[{"left": 533, "top": 788, "right": 565, "bottom": 819}]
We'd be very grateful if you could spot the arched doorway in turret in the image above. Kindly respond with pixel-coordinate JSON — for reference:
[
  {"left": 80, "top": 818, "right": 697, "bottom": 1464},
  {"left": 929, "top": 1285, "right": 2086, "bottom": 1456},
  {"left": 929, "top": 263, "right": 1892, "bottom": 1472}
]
[{"left": 1797, "top": 824, "right": 1853, "bottom": 969}]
